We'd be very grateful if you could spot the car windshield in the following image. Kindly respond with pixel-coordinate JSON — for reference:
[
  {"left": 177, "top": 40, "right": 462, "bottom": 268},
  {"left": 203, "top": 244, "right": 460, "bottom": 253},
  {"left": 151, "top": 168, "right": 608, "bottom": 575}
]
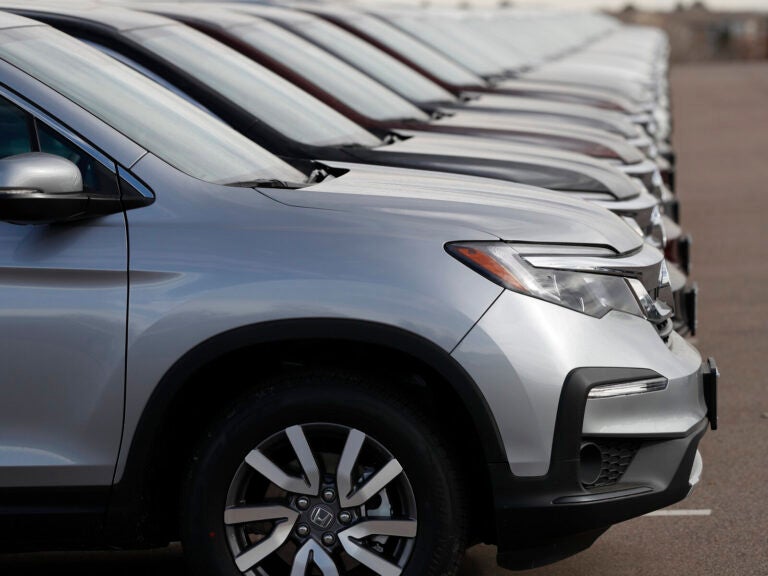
[
  {"left": 126, "top": 24, "right": 381, "bottom": 148},
  {"left": 0, "top": 25, "right": 304, "bottom": 185},
  {"left": 292, "top": 17, "right": 455, "bottom": 105},
  {"left": 340, "top": 13, "right": 483, "bottom": 87},
  {"left": 227, "top": 19, "right": 430, "bottom": 122},
  {"left": 381, "top": 14, "right": 506, "bottom": 78}
]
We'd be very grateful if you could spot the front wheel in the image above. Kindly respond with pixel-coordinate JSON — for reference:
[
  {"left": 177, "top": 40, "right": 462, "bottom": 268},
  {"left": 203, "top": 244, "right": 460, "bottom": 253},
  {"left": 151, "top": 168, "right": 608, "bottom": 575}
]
[{"left": 180, "top": 370, "right": 467, "bottom": 576}]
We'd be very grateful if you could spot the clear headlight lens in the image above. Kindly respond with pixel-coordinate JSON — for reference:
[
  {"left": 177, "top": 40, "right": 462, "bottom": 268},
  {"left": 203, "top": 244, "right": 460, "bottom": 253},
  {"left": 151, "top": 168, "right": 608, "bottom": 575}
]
[
  {"left": 447, "top": 242, "right": 643, "bottom": 319},
  {"left": 647, "top": 204, "right": 667, "bottom": 248}
]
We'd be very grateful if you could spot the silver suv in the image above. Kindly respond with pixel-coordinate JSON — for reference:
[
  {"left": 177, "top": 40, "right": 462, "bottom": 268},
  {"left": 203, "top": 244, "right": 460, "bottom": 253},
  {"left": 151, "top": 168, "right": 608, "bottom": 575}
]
[{"left": 0, "top": 14, "right": 717, "bottom": 575}]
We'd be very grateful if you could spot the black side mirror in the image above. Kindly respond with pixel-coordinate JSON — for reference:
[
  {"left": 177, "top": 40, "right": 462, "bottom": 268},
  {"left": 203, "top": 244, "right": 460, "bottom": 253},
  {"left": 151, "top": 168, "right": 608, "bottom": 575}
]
[{"left": 0, "top": 152, "right": 123, "bottom": 224}]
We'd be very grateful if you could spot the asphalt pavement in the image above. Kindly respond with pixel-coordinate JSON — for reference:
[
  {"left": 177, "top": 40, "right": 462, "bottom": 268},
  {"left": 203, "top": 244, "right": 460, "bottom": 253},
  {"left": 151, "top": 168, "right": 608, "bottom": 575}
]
[{"left": 1, "top": 62, "right": 766, "bottom": 576}]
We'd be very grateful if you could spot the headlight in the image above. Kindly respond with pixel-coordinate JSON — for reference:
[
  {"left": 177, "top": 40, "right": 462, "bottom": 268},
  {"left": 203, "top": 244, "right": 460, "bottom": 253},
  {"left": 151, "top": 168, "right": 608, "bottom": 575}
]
[
  {"left": 446, "top": 242, "right": 643, "bottom": 319},
  {"left": 646, "top": 205, "right": 667, "bottom": 248}
]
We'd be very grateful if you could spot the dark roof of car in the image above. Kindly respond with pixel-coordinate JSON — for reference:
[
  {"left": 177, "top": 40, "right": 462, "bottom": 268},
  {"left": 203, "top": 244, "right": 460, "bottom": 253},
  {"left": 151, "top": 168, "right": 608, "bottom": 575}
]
[{"left": 0, "top": 3, "right": 175, "bottom": 32}]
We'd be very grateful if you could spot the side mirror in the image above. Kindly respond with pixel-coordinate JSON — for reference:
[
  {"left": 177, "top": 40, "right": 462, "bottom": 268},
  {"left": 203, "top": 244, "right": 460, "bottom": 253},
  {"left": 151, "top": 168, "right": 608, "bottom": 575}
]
[{"left": 0, "top": 152, "right": 122, "bottom": 224}]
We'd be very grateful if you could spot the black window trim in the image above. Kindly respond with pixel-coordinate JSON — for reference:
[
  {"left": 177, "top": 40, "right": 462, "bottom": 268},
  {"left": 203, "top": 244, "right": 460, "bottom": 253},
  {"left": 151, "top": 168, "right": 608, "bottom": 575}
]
[{"left": 0, "top": 82, "right": 116, "bottom": 172}]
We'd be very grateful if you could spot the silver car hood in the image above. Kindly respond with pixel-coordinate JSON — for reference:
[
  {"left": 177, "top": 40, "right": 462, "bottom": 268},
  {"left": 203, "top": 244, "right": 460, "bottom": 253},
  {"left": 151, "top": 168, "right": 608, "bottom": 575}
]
[
  {"left": 462, "top": 94, "right": 637, "bottom": 126},
  {"left": 465, "top": 81, "right": 644, "bottom": 114},
  {"left": 419, "top": 117, "right": 646, "bottom": 165},
  {"left": 385, "top": 130, "right": 641, "bottom": 199},
  {"left": 262, "top": 162, "right": 644, "bottom": 254},
  {"left": 439, "top": 107, "right": 641, "bottom": 140}
]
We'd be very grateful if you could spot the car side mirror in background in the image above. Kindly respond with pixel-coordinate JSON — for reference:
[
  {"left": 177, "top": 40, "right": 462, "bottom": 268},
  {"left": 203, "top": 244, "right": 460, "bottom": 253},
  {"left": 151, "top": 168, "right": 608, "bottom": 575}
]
[{"left": 0, "top": 152, "right": 123, "bottom": 224}]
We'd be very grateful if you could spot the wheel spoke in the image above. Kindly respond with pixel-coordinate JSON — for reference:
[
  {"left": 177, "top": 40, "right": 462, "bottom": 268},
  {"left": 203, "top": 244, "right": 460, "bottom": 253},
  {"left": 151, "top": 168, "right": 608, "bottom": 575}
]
[
  {"left": 227, "top": 508, "right": 299, "bottom": 573},
  {"left": 290, "top": 540, "right": 340, "bottom": 576},
  {"left": 245, "top": 425, "right": 320, "bottom": 496},
  {"left": 224, "top": 504, "right": 298, "bottom": 526},
  {"left": 338, "top": 429, "right": 403, "bottom": 508},
  {"left": 341, "top": 519, "right": 418, "bottom": 539},
  {"left": 338, "top": 520, "right": 418, "bottom": 576},
  {"left": 337, "top": 428, "right": 365, "bottom": 506}
]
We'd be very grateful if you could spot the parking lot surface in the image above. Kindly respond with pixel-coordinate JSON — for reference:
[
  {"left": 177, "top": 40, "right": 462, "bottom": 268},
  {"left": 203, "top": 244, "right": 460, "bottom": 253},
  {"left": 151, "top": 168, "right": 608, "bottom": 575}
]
[{"left": 0, "top": 62, "right": 766, "bottom": 576}]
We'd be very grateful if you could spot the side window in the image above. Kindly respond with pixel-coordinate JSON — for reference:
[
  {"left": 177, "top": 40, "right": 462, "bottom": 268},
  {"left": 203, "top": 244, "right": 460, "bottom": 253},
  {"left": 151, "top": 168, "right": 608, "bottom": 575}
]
[
  {"left": 0, "top": 97, "right": 34, "bottom": 158},
  {"left": 0, "top": 94, "right": 118, "bottom": 196}
]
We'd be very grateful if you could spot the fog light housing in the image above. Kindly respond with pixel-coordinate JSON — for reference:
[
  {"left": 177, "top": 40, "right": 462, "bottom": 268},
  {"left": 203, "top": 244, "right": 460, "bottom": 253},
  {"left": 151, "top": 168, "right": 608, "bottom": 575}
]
[{"left": 579, "top": 442, "right": 603, "bottom": 486}]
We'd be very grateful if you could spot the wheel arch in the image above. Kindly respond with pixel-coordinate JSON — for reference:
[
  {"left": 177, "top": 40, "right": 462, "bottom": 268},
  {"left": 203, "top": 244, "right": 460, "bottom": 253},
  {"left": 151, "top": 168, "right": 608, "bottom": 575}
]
[{"left": 105, "top": 318, "right": 506, "bottom": 546}]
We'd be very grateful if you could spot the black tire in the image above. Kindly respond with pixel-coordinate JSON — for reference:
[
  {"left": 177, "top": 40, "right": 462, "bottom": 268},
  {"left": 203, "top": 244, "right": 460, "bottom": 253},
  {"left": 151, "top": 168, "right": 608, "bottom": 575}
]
[{"left": 180, "top": 368, "right": 467, "bottom": 576}]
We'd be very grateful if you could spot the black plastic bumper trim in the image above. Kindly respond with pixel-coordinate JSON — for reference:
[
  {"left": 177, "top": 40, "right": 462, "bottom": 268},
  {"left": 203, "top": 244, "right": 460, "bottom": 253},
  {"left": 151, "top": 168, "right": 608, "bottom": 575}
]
[
  {"left": 704, "top": 357, "right": 719, "bottom": 430},
  {"left": 684, "top": 281, "right": 698, "bottom": 335},
  {"left": 489, "top": 365, "right": 711, "bottom": 570},
  {"left": 678, "top": 233, "right": 693, "bottom": 275},
  {"left": 553, "top": 484, "right": 652, "bottom": 504}
]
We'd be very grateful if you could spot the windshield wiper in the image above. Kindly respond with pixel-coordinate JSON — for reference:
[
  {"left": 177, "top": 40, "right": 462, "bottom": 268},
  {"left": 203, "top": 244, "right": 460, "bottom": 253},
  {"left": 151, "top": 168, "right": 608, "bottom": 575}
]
[
  {"left": 228, "top": 178, "right": 305, "bottom": 189},
  {"left": 306, "top": 166, "right": 330, "bottom": 184},
  {"left": 430, "top": 109, "right": 454, "bottom": 121},
  {"left": 382, "top": 132, "right": 407, "bottom": 145}
]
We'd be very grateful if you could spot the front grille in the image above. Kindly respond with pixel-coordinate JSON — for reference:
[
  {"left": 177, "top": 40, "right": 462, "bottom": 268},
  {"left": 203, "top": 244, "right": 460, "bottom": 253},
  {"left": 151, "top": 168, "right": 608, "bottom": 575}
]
[
  {"left": 655, "top": 316, "right": 674, "bottom": 343},
  {"left": 582, "top": 438, "right": 641, "bottom": 488}
]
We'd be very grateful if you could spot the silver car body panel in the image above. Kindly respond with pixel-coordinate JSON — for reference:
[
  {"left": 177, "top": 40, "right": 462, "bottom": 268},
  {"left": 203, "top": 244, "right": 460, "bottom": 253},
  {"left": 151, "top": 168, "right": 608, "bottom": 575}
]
[
  {"left": 0, "top": 210, "right": 127, "bottom": 488},
  {"left": 411, "top": 119, "right": 648, "bottom": 165},
  {"left": 466, "top": 80, "right": 644, "bottom": 114},
  {"left": 454, "top": 94, "right": 642, "bottom": 131},
  {"left": 452, "top": 292, "right": 704, "bottom": 476},
  {"left": 260, "top": 160, "right": 644, "bottom": 254},
  {"left": 441, "top": 106, "right": 642, "bottom": 140}
]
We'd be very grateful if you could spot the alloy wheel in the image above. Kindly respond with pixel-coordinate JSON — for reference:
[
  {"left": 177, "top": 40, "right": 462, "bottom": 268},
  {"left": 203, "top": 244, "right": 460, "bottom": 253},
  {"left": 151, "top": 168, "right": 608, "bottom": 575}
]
[{"left": 223, "top": 423, "right": 418, "bottom": 575}]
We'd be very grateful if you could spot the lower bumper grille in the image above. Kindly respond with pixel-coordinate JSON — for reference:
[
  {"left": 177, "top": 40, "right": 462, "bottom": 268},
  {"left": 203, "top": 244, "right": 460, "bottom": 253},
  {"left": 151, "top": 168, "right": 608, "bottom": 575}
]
[{"left": 581, "top": 438, "right": 641, "bottom": 488}]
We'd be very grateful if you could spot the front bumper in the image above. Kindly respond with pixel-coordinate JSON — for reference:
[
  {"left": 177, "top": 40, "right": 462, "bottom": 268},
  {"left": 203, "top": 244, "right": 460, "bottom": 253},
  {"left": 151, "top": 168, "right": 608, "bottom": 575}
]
[
  {"left": 491, "top": 418, "right": 708, "bottom": 570},
  {"left": 451, "top": 291, "right": 717, "bottom": 569},
  {"left": 453, "top": 291, "right": 708, "bottom": 476},
  {"left": 491, "top": 360, "right": 718, "bottom": 570}
]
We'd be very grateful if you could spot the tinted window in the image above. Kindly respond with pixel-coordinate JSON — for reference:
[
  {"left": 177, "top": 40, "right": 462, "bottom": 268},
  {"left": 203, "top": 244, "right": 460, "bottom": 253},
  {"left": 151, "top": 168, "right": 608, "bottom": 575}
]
[
  {"left": 0, "top": 26, "right": 304, "bottom": 185},
  {"left": 0, "top": 97, "right": 33, "bottom": 157}
]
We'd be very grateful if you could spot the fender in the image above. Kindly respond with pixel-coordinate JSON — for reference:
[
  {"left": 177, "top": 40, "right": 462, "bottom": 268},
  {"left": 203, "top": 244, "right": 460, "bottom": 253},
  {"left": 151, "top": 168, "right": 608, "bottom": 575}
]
[{"left": 106, "top": 318, "right": 506, "bottom": 544}]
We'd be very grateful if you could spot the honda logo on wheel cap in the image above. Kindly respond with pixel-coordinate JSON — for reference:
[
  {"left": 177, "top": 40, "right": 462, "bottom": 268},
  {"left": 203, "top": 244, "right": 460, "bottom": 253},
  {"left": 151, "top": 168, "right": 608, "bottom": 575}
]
[{"left": 309, "top": 505, "right": 335, "bottom": 529}]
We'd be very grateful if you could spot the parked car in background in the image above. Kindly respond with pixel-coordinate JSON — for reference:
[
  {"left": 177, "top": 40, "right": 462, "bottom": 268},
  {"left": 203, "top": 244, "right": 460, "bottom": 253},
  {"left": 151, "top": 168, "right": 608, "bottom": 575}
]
[
  {"left": 363, "top": 7, "right": 675, "bottom": 162},
  {"left": 139, "top": 3, "right": 681, "bottom": 227},
  {"left": 288, "top": 3, "right": 677, "bottom": 182}
]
